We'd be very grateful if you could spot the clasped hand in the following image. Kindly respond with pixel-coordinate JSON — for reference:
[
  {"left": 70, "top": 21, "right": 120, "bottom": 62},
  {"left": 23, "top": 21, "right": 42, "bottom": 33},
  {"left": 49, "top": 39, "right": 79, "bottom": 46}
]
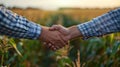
[{"left": 39, "top": 25, "right": 81, "bottom": 51}]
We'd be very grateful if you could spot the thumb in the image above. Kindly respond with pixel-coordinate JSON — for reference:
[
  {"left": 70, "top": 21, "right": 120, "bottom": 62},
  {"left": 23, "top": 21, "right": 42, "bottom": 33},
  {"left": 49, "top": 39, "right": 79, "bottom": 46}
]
[
  {"left": 52, "top": 25, "right": 69, "bottom": 35},
  {"left": 49, "top": 25, "right": 61, "bottom": 31}
]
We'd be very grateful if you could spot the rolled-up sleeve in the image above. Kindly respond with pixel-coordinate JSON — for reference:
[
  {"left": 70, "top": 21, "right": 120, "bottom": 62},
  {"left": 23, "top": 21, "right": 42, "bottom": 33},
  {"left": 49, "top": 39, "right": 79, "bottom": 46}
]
[
  {"left": 0, "top": 6, "right": 42, "bottom": 39},
  {"left": 77, "top": 8, "right": 120, "bottom": 39}
]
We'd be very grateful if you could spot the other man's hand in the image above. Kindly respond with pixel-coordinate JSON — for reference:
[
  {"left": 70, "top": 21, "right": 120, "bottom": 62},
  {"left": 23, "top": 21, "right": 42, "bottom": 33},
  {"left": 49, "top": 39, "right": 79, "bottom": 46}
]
[
  {"left": 39, "top": 26, "right": 68, "bottom": 51},
  {"left": 49, "top": 25, "right": 82, "bottom": 41}
]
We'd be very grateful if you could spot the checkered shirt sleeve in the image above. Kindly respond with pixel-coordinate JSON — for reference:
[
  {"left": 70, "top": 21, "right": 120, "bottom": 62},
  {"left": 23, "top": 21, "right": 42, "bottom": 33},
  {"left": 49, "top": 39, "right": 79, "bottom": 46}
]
[
  {"left": 77, "top": 8, "right": 120, "bottom": 39},
  {"left": 0, "top": 7, "right": 42, "bottom": 39}
]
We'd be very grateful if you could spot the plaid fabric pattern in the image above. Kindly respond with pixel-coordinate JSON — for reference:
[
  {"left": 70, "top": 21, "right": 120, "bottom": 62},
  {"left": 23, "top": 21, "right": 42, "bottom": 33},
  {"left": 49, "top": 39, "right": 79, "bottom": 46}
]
[
  {"left": 0, "top": 6, "right": 41, "bottom": 39},
  {"left": 77, "top": 8, "right": 120, "bottom": 39}
]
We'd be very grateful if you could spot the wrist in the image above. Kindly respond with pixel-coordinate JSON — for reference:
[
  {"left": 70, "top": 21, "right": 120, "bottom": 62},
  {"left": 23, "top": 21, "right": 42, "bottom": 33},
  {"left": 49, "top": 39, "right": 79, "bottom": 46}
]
[
  {"left": 39, "top": 26, "right": 48, "bottom": 40},
  {"left": 68, "top": 26, "right": 82, "bottom": 40}
]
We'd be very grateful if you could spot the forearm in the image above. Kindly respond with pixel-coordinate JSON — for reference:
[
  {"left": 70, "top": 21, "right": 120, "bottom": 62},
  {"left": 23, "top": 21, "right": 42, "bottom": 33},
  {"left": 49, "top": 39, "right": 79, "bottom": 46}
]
[
  {"left": 77, "top": 8, "right": 120, "bottom": 39},
  {"left": 0, "top": 7, "right": 41, "bottom": 39},
  {"left": 68, "top": 26, "right": 83, "bottom": 40}
]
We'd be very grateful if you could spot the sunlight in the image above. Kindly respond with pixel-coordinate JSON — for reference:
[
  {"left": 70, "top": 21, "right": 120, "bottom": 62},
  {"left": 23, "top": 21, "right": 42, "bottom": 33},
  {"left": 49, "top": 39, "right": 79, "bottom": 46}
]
[
  {"left": 58, "top": 0, "right": 73, "bottom": 6},
  {"left": 1, "top": 0, "right": 120, "bottom": 10}
]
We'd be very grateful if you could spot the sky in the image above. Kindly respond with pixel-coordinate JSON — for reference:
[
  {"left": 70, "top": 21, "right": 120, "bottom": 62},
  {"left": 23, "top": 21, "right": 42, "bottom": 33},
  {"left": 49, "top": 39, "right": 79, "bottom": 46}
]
[{"left": 0, "top": 0, "right": 120, "bottom": 10}]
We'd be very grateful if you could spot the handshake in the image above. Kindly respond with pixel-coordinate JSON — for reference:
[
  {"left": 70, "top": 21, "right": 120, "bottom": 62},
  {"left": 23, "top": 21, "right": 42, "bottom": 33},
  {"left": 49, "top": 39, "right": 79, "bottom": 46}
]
[{"left": 39, "top": 25, "right": 82, "bottom": 51}]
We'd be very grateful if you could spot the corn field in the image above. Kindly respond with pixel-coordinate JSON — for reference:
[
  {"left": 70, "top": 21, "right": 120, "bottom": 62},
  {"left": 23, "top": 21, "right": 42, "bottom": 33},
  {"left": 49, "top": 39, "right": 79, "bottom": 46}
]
[{"left": 0, "top": 9, "right": 120, "bottom": 67}]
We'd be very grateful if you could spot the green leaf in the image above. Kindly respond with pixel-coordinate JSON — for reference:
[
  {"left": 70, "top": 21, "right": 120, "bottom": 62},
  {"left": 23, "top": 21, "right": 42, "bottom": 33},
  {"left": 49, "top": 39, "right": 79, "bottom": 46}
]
[
  {"left": 57, "top": 57, "right": 74, "bottom": 67},
  {"left": 9, "top": 39, "right": 22, "bottom": 57},
  {"left": 68, "top": 47, "right": 78, "bottom": 61},
  {"left": 110, "top": 41, "right": 120, "bottom": 58}
]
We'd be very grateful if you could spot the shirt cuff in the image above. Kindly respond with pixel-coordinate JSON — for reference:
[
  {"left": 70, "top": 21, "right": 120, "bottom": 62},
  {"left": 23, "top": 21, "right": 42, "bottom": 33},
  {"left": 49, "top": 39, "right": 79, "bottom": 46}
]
[
  {"left": 77, "top": 20, "right": 99, "bottom": 40},
  {"left": 77, "top": 23, "right": 89, "bottom": 40},
  {"left": 27, "top": 22, "right": 42, "bottom": 40}
]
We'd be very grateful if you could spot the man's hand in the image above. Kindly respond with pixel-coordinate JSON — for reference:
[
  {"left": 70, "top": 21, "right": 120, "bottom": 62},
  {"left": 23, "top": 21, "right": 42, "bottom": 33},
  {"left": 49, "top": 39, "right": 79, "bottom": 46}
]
[
  {"left": 49, "top": 25, "right": 82, "bottom": 40},
  {"left": 39, "top": 26, "right": 68, "bottom": 51}
]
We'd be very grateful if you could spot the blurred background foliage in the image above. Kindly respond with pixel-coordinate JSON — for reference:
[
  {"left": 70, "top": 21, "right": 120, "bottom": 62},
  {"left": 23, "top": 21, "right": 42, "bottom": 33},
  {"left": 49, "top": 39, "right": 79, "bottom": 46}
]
[{"left": 0, "top": 8, "right": 120, "bottom": 67}]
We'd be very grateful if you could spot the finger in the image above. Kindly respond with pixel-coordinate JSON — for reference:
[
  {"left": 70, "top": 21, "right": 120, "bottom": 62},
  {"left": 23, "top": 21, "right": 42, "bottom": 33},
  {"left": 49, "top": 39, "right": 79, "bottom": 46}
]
[
  {"left": 53, "top": 25, "right": 68, "bottom": 35},
  {"left": 48, "top": 43, "right": 52, "bottom": 46},
  {"left": 43, "top": 42, "right": 49, "bottom": 48},
  {"left": 49, "top": 25, "right": 60, "bottom": 31},
  {"left": 57, "top": 36, "right": 66, "bottom": 49},
  {"left": 49, "top": 25, "right": 57, "bottom": 31},
  {"left": 61, "top": 37, "right": 68, "bottom": 45},
  {"left": 48, "top": 43, "right": 58, "bottom": 51},
  {"left": 53, "top": 45, "right": 61, "bottom": 51},
  {"left": 43, "top": 42, "right": 47, "bottom": 45},
  {"left": 49, "top": 40, "right": 61, "bottom": 50},
  {"left": 43, "top": 41, "right": 58, "bottom": 51},
  {"left": 44, "top": 43, "right": 53, "bottom": 49},
  {"left": 49, "top": 27, "right": 56, "bottom": 31},
  {"left": 53, "top": 48, "right": 57, "bottom": 51},
  {"left": 52, "top": 46, "right": 57, "bottom": 51},
  {"left": 59, "top": 33, "right": 68, "bottom": 46},
  {"left": 55, "top": 44, "right": 61, "bottom": 50},
  {"left": 48, "top": 43, "right": 54, "bottom": 49},
  {"left": 51, "top": 45, "right": 57, "bottom": 51},
  {"left": 49, "top": 42, "right": 60, "bottom": 50}
]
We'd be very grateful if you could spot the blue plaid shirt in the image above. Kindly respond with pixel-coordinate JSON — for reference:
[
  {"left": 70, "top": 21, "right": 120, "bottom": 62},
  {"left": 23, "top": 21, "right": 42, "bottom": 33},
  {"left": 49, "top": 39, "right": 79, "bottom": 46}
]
[
  {"left": 0, "top": 7, "right": 41, "bottom": 39},
  {"left": 78, "top": 8, "right": 120, "bottom": 39}
]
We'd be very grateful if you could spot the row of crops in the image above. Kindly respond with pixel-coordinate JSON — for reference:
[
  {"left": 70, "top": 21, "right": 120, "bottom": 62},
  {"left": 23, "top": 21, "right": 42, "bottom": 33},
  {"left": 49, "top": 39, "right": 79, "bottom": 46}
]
[{"left": 0, "top": 14, "right": 120, "bottom": 67}]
